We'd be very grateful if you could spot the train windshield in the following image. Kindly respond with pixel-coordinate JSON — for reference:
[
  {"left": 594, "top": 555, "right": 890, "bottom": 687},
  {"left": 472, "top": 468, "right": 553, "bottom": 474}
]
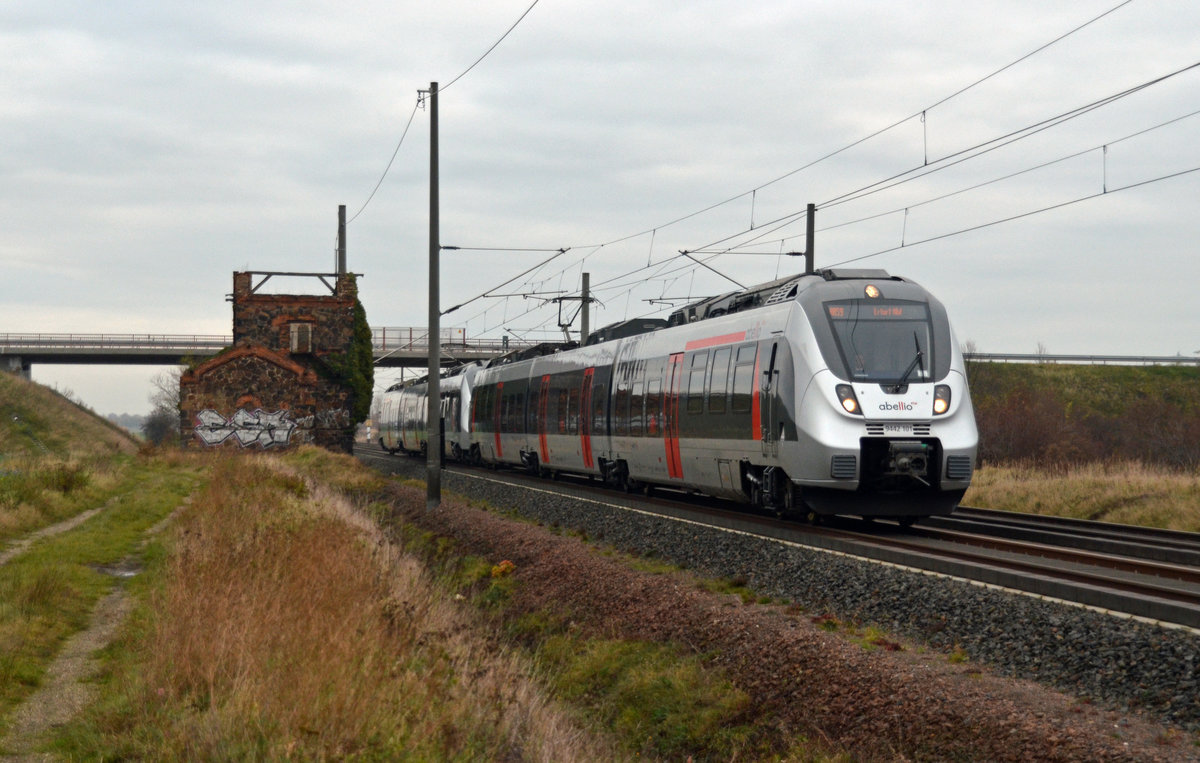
[{"left": 825, "top": 300, "right": 933, "bottom": 384}]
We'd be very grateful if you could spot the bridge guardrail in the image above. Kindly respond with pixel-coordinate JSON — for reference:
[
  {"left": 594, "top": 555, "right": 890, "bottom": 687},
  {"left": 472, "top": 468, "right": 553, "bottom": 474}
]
[
  {"left": 6, "top": 334, "right": 1190, "bottom": 366},
  {"left": 0, "top": 333, "right": 231, "bottom": 349},
  {"left": 0, "top": 330, "right": 534, "bottom": 356},
  {"left": 965, "top": 352, "right": 1200, "bottom": 366}
]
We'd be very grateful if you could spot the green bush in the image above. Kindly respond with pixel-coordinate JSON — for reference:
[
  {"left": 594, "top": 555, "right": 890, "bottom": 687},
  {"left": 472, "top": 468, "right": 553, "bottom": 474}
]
[{"left": 968, "top": 363, "right": 1200, "bottom": 469}]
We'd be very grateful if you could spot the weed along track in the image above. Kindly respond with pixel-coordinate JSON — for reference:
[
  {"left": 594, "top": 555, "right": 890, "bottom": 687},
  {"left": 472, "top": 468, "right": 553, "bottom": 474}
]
[{"left": 362, "top": 446, "right": 1200, "bottom": 760}]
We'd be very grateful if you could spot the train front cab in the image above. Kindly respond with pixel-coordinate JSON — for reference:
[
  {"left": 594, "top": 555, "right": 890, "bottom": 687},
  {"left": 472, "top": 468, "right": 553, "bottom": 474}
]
[{"left": 787, "top": 276, "right": 977, "bottom": 519}]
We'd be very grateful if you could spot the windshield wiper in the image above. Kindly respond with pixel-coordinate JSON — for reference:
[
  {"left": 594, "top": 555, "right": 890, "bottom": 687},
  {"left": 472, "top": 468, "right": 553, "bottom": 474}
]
[{"left": 889, "top": 333, "right": 924, "bottom": 392}]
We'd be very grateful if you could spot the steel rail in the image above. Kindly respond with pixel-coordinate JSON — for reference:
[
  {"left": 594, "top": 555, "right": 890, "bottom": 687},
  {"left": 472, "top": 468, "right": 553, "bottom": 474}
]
[
  {"left": 925, "top": 506, "right": 1200, "bottom": 567},
  {"left": 354, "top": 444, "right": 1200, "bottom": 628}
]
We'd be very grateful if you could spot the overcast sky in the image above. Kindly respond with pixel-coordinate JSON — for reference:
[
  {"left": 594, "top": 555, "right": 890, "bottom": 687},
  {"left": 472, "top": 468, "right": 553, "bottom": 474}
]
[{"left": 3, "top": 0, "right": 1198, "bottom": 415}]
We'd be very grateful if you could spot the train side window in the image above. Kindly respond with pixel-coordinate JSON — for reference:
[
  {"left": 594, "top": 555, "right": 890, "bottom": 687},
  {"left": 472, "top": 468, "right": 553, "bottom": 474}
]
[
  {"left": 547, "top": 385, "right": 556, "bottom": 433},
  {"left": 592, "top": 379, "right": 607, "bottom": 435},
  {"left": 630, "top": 381, "right": 644, "bottom": 436},
  {"left": 614, "top": 381, "right": 630, "bottom": 436},
  {"left": 732, "top": 343, "right": 757, "bottom": 413},
  {"left": 646, "top": 379, "right": 661, "bottom": 435},
  {"left": 687, "top": 351, "right": 708, "bottom": 415},
  {"left": 558, "top": 389, "right": 569, "bottom": 434},
  {"left": 568, "top": 385, "right": 580, "bottom": 435},
  {"left": 708, "top": 347, "right": 731, "bottom": 414}
]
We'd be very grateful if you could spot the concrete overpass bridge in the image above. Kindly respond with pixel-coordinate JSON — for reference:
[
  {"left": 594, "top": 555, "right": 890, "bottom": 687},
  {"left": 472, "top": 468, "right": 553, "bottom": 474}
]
[
  {"left": 7, "top": 332, "right": 1196, "bottom": 378},
  {"left": 0, "top": 327, "right": 530, "bottom": 377}
]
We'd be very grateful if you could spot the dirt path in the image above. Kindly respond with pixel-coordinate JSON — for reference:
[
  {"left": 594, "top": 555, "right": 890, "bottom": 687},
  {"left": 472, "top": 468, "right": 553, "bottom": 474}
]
[
  {"left": 0, "top": 506, "right": 108, "bottom": 567},
  {"left": 0, "top": 588, "right": 132, "bottom": 762},
  {"left": 0, "top": 502, "right": 188, "bottom": 761}
]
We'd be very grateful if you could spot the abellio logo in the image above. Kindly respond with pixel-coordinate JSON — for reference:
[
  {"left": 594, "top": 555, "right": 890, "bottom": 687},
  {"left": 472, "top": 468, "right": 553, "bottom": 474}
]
[{"left": 878, "top": 401, "right": 917, "bottom": 412}]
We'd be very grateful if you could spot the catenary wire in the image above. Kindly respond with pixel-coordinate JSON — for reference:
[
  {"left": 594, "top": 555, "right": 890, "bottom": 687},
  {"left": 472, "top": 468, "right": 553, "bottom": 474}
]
[
  {"left": 455, "top": 2, "right": 1161, "bottom": 336},
  {"left": 675, "top": 60, "right": 1199, "bottom": 260},
  {"left": 564, "top": 0, "right": 1136, "bottom": 254},
  {"left": 348, "top": 98, "right": 421, "bottom": 224},
  {"left": 828, "top": 165, "right": 1200, "bottom": 268},
  {"left": 350, "top": 1, "right": 541, "bottom": 224},
  {"left": 441, "top": 0, "right": 541, "bottom": 92},
  {"left": 457, "top": 0, "right": 1134, "bottom": 312},
  {"left": 458, "top": 9, "right": 1154, "bottom": 329},
  {"left": 715, "top": 106, "right": 1200, "bottom": 253}
]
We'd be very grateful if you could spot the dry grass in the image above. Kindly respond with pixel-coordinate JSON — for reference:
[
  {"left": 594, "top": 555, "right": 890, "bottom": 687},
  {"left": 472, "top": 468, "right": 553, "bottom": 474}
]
[
  {"left": 0, "top": 370, "right": 139, "bottom": 546},
  {"left": 77, "top": 453, "right": 617, "bottom": 761},
  {"left": 0, "top": 456, "right": 129, "bottom": 545},
  {"left": 964, "top": 460, "right": 1200, "bottom": 531}
]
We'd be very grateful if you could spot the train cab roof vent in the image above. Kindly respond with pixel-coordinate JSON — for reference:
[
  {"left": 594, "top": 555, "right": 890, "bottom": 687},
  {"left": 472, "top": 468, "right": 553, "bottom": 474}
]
[
  {"left": 585, "top": 318, "right": 669, "bottom": 346},
  {"left": 493, "top": 341, "right": 574, "bottom": 365},
  {"left": 763, "top": 279, "right": 803, "bottom": 306},
  {"left": 818, "top": 268, "right": 901, "bottom": 282},
  {"left": 667, "top": 270, "right": 824, "bottom": 326}
]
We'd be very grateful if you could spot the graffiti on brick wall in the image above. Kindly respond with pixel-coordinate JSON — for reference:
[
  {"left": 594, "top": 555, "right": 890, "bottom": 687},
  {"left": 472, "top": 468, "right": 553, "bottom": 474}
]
[
  {"left": 293, "top": 409, "right": 352, "bottom": 430},
  {"left": 195, "top": 409, "right": 296, "bottom": 448}
]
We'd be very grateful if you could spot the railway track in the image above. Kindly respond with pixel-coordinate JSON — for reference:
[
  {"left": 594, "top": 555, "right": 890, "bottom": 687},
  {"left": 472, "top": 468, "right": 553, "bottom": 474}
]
[{"left": 356, "top": 444, "right": 1200, "bottom": 630}]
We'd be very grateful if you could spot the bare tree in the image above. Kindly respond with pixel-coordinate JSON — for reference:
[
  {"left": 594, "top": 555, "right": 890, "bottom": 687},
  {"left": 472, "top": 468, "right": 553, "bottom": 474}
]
[{"left": 142, "top": 367, "right": 183, "bottom": 446}]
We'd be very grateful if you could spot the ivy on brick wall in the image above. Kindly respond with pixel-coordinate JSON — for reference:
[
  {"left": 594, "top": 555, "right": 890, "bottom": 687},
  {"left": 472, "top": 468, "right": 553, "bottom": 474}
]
[{"left": 318, "top": 297, "right": 374, "bottom": 424}]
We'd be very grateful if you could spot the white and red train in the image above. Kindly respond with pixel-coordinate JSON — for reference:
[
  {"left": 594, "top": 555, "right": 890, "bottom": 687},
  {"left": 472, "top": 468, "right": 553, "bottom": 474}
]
[{"left": 378, "top": 269, "right": 978, "bottom": 521}]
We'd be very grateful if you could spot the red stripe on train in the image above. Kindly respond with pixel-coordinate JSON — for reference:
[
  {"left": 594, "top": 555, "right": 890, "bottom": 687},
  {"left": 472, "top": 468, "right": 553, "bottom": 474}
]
[{"left": 683, "top": 331, "right": 746, "bottom": 351}]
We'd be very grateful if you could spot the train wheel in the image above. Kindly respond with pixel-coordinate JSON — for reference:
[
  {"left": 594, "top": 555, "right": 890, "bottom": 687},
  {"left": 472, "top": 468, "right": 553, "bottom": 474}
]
[
  {"left": 774, "top": 484, "right": 797, "bottom": 518},
  {"left": 898, "top": 516, "right": 918, "bottom": 528},
  {"left": 643, "top": 483, "right": 654, "bottom": 497}
]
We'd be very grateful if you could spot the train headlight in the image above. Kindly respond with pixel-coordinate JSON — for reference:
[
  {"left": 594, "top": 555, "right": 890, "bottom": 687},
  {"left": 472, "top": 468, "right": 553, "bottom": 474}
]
[
  {"left": 933, "top": 384, "right": 951, "bottom": 415},
  {"left": 836, "top": 384, "right": 861, "bottom": 415}
]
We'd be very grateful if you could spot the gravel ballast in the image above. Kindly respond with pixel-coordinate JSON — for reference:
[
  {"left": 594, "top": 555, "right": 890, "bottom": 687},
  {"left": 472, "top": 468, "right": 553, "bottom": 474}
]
[{"left": 377, "top": 452, "right": 1200, "bottom": 757}]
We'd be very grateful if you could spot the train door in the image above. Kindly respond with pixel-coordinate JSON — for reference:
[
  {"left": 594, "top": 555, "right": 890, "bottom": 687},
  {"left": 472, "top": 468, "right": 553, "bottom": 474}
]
[
  {"left": 580, "top": 368, "right": 595, "bottom": 469},
  {"left": 537, "top": 375, "right": 550, "bottom": 464},
  {"left": 762, "top": 341, "right": 779, "bottom": 457},
  {"left": 493, "top": 381, "right": 504, "bottom": 459},
  {"left": 664, "top": 352, "right": 684, "bottom": 479}
]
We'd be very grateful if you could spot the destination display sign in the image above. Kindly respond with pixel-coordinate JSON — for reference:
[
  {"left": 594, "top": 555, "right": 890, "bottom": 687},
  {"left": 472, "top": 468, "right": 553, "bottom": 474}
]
[{"left": 826, "top": 301, "right": 928, "bottom": 321}]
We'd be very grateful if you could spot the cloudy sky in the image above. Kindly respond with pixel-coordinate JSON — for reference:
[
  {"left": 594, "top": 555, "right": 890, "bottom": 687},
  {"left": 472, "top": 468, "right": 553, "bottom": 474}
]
[{"left": 3, "top": 0, "right": 1198, "bottom": 415}]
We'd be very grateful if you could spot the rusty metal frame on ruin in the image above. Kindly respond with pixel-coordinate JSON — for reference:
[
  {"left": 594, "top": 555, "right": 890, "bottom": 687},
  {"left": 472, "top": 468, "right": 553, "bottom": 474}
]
[{"left": 242, "top": 271, "right": 360, "bottom": 296}]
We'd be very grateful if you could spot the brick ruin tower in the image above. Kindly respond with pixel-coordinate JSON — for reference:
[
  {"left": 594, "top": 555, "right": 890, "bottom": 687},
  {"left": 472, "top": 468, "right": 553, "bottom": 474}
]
[{"left": 179, "top": 268, "right": 365, "bottom": 453}]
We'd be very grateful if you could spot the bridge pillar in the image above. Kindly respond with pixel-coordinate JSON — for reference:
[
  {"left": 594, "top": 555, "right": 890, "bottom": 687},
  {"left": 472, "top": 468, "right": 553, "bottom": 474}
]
[{"left": 1, "top": 355, "right": 31, "bottom": 380}]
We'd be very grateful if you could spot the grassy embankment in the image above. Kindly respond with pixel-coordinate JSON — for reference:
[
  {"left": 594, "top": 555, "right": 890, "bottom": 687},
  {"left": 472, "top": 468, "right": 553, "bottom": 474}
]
[
  {"left": 48, "top": 449, "right": 792, "bottom": 761},
  {"left": 0, "top": 373, "right": 139, "bottom": 545},
  {"left": 2, "top": 370, "right": 794, "bottom": 760},
  {"left": 5, "top": 363, "right": 1199, "bottom": 759},
  {"left": 963, "top": 361, "right": 1200, "bottom": 530},
  {"left": 0, "top": 373, "right": 207, "bottom": 738}
]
